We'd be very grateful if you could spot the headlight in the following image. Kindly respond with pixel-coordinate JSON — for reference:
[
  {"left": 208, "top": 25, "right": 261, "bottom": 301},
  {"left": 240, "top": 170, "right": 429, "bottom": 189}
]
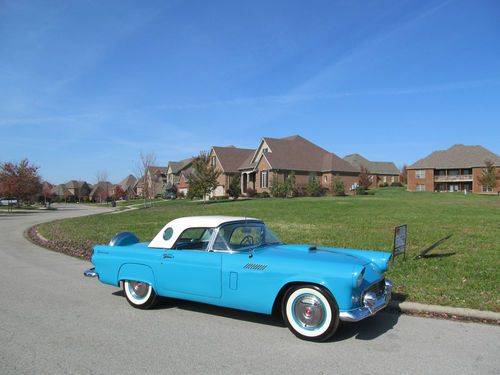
[{"left": 356, "top": 267, "right": 365, "bottom": 288}]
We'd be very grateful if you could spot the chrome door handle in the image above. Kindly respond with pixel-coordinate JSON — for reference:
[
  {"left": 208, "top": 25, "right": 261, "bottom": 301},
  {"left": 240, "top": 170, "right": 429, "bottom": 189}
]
[{"left": 162, "top": 253, "right": 174, "bottom": 259}]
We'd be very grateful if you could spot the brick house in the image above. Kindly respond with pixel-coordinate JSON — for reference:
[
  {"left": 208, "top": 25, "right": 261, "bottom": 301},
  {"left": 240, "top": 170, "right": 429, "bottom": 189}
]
[
  {"left": 145, "top": 166, "right": 169, "bottom": 198},
  {"left": 118, "top": 174, "right": 137, "bottom": 199},
  {"left": 407, "top": 144, "right": 500, "bottom": 193},
  {"left": 238, "top": 135, "right": 359, "bottom": 195},
  {"left": 64, "top": 180, "right": 91, "bottom": 202},
  {"left": 209, "top": 146, "right": 255, "bottom": 197},
  {"left": 343, "top": 154, "right": 400, "bottom": 188},
  {"left": 166, "top": 158, "right": 194, "bottom": 194}
]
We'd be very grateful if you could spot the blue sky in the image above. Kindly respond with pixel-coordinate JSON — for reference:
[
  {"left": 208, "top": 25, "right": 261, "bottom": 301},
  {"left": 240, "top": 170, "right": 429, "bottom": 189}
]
[{"left": 1, "top": 0, "right": 499, "bottom": 184}]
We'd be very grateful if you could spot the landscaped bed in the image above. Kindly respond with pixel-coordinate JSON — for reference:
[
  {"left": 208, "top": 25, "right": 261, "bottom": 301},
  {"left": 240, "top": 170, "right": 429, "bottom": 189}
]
[{"left": 34, "top": 188, "right": 500, "bottom": 312}]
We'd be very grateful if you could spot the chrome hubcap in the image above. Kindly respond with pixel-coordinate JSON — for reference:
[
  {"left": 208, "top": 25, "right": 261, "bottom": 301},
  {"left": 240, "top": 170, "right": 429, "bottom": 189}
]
[
  {"left": 128, "top": 281, "right": 149, "bottom": 299},
  {"left": 293, "top": 295, "right": 325, "bottom": 329}
]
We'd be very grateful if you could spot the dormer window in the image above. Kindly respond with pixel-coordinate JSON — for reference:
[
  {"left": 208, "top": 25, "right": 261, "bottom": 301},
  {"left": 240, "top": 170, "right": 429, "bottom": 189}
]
[{"left": 262, "top": 148, "right": 268, "bottom": 153}]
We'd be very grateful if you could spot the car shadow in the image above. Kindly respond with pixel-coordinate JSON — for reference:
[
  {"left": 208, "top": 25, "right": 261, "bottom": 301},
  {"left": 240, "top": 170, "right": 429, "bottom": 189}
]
[
  {"left": 112, "top": 290, "right": 401, "bottom": 341},
  {"left": 331, "top": 311, "right": 400, "bottom": 342}
]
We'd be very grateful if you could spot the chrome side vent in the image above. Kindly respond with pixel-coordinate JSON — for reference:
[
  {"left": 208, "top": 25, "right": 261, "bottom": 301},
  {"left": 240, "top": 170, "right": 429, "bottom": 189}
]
[{"left": 244, "top": 263, "right": 267, "bottom": 270}]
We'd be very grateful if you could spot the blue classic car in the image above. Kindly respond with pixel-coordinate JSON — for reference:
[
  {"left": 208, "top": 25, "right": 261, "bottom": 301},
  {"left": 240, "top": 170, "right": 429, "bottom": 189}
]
[{"left": 85, "top": 216, "right": 393, "bottom": 341}]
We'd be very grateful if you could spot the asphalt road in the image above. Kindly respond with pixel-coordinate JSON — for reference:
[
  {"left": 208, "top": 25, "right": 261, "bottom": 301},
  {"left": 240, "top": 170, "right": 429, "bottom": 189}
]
[{"left": 0, "top": 204, "right": 498, "bottom": 375}]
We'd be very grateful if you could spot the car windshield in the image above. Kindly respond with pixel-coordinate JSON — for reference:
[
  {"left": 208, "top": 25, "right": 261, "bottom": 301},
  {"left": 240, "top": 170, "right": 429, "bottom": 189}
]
[{"left": 213, "top": 222, "right": 283, "bottom": 251}]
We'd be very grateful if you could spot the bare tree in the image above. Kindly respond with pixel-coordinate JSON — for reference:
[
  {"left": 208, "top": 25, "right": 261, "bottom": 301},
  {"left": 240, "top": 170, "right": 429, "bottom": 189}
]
[
  {"left": 135, "top": 152, "right": 156, "bottom": 207},
  {"left": 358, "top": 165, "right": 371, "bottom": 190},
  {"left": 96, "top": 170, "right": 109, "bottom": 204},
  {"left": 400, "top": 164, "right": 408, "bottom": 185}
]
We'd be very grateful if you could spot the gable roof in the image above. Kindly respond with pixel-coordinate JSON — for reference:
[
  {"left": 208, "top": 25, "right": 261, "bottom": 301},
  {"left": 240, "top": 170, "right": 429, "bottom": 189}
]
[
  {"left": 344, "top": 154, "right": 400, "bottom": 175},
  {"left": 167, "top": 158, "right": 193, "bottom": 174},
  {"left": 212, "top": 146, "right": 254, "bottom": 173},
  {"left": 147, "top": 166, "right": 168, "bottom": 174},
  {"left": 90, "top": 181, "right": 115, "bottom": 197},
  {"left": 51, "top": 184, "right": 71, "bottom": 197},
  {"left": 408, "top": 144, "right": 500, "bottom": 169},
  {"left": 239, "top": 135, "right": 357, "bottom": 173},
  {"left": 119, "top": 174, "right": 137, "bottom": 190}
]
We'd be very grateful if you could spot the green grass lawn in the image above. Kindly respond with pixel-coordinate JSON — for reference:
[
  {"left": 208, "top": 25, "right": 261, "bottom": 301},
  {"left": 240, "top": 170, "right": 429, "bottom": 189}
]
[{"left": 38, "top": 188, "right": 500, "bottom": 311}]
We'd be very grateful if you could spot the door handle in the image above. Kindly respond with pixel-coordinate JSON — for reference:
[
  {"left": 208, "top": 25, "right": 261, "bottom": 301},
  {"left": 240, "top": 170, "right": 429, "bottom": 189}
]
[{"left": 162, "top": 253, "right": 174, "bottom": 259}]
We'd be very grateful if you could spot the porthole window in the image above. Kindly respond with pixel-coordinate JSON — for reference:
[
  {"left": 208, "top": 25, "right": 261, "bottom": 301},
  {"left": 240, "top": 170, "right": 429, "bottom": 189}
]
[{"left": 163, "top": 227, "right": 173, "bottom": 241}]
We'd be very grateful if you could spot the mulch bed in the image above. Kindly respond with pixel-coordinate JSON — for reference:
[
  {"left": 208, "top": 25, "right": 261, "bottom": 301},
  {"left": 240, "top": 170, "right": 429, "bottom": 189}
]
[{"left": 27, "top": 225, "right": 95, "bottom": 261}]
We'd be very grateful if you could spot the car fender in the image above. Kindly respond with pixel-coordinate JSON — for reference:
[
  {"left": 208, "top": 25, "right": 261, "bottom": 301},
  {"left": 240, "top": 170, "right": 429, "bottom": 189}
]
[
  {"left": 118, "top": 263, "right": 156, "bottom": 288},
  {"left": 273, "top": 275, "right": 352, "bottom": 312}
]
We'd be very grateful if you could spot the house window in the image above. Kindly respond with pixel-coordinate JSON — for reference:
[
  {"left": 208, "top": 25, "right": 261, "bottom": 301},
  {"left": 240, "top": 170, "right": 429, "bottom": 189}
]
[
  {"left": 211, "top": 156, "right": 216, "bottom": 168},
  {"left": 262, "top": 147, "right": 268, "bottom": 154},
  {"left": 482, "top": 186, "right": 493, "bottom": 193},
  {"left": 416, "top": 170, "right": 425, "bottom": 179},
  {"left": 260, "top": 171, "right": 268, "bottom": 188},
  {"left": 462, "top": 169, "right": 472, "bottom": 175},
  {"left": 383, "top": 176, "right": 387, "bottom": 183},
  {"left": 324, "top": 175, "right": 328, "bottom": 183},
  {"left": 416, "top": 184, "right": 426, "bottom": 191},
  {"left": 391, "top": 176, "right": 395, "bottom": 183}
]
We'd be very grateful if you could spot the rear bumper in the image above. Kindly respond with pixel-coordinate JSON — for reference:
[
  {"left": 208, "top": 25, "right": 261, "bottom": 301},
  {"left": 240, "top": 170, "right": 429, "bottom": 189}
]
[
  {"left": 84, "top": 267, "right": 99, "bottom": 278},
  {"left": 339, "top": 279, "right": 393, "bottom": 322}
]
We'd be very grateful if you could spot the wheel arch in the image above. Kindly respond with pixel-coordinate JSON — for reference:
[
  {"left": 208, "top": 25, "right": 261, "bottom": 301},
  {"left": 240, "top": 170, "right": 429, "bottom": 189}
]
[
  {"left": 117, "top": 263, "right": 156, "bottom": 289},
  {"left": 271, "top": 280, "right": 336, "bottom": 316}
]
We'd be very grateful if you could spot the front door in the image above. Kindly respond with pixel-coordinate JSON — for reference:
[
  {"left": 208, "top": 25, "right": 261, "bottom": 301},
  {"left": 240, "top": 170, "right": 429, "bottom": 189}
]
[{"left": 158, "top": 249, "right": 222, "bottom": 298}]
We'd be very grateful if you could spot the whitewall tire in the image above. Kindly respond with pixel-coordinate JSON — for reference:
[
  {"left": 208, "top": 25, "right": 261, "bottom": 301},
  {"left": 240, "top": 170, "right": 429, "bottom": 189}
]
[
  {"left": 123, "top": 280, "right": 158, "bottom": 309},
  {"left": 282, "top": 285, "right": 339, "bottom": 341}
]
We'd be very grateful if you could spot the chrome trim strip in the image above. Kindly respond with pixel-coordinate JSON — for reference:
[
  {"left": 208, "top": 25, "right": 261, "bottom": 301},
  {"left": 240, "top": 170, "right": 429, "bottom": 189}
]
[
  {"left": 84, "top": 267, "right": 99, "bottom": 278},
  {"left": 339, "top": 278, "right": 393, "bottom": 322}
]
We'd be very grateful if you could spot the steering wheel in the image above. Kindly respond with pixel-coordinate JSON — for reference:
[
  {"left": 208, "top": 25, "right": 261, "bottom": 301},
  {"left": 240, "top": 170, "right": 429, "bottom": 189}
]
[{"left": 239, "top": 235, "right": 254, "bottom": 246}]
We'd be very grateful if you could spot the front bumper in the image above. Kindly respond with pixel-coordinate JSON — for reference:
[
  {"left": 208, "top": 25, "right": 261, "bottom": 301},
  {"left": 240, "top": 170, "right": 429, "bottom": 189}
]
[
  {"left": 339, "top": 279, "right": 393, "bottom": 322},
  {"left": 84, "top": 267, "right": 99, "bottom": 278}
]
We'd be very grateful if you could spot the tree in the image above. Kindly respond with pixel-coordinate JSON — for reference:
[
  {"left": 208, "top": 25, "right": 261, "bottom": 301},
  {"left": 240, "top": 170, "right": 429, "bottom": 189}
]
[
  {"left": 187, "top": 151, "right": 221, "bottom": 202},
  {"left": 400, "top": 164, "right": 408, "bottom": 185},
  {"left": 42, "top": 182, "right": 52, "bottom": 206},
  {"left": 0, "top": 159, "right": 41, "bottom": 204},
  {"left": 96, "top": 170, "right": 110, "bottom": 204},
  {"left": 306, "top": 173, "right": 324, "bottom": 197},
  {"left": 270, "top": 172, "right": 295, "bottom": 198},
  {"left": 479, "top": 160, "right": 499, "bottom": 192},
  {"left": 358, "top": 165, "right": 371, "bottom": 190},
  {"left": 135, "top": 152, "right": 156, "bottom": 207},
  {"left": 227, "top": 174, "right": 241, "bottom": 199},
  {"left": 163, "top": 182, "right": 177, "bottom": 199},
  {"left": 114, "top": 185, "right": 125, "bottom": 200},
  {"left": 331, "top": 175, "right": 345, "bottom": 196}
]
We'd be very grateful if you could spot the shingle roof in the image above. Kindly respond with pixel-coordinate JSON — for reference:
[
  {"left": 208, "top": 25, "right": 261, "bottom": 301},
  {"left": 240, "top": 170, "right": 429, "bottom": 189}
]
[
  {"left": 51, "top": 184, "right": 71, "bottom": 197},
  {"left": 408, "top": 144, "right": 500, "bottom": 169},
  {"left": 90, "top": 181, "right": 115, "bottom": 197},
  {"left": 119, "top": 174, "right": 137, "bottom": 190},
  {"left": 147, "top": 166, "right": 168, "bottom": 174},
  {"left": 239, "top": 135, "right": 357, "bottom": 173},
  {"left": 344, "top": 154, "right": 400, "bottom": 175},
  {"left": 212, "top": 146, "right": 254, "bottom": 173},
  {"left": 167, "top": 158, "right": 193, "bottom": 174}
]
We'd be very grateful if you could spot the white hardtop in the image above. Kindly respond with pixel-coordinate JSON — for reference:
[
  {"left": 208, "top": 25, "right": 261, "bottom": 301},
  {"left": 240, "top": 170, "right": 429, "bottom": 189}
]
[{"left": 148, "top": 215, "right": 261, "bottom": 249}]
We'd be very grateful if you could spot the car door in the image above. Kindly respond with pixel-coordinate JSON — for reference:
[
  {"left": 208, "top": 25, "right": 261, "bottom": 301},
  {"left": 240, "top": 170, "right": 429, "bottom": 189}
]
[{"left": 156, "top": 228, "right": 222, "bottom": 298}]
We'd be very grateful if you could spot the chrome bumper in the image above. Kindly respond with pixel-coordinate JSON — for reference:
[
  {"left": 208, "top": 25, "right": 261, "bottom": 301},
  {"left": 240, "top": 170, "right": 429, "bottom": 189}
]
[
  {"left": 84, "top": 267, "right": 99, "bottom": 278},
  {"left": 339, "top": 279, "right": 393, "bottom": 322}
]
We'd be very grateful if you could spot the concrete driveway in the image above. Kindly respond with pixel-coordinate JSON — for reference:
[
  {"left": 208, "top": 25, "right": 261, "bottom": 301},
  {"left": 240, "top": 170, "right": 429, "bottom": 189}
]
[{"left": 0, "top": 204, "right": 498, "bottom": 374}]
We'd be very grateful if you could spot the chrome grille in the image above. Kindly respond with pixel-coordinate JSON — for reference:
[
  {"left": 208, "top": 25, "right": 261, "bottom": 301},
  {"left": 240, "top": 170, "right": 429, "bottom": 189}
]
[{"left": 365, "top": 278, "right": 385, "bottom": 297}]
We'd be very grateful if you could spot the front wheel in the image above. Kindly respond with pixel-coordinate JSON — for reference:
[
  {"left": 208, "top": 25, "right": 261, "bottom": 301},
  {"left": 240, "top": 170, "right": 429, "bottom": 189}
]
[
  {"left": 123, "top": 280, "right": 158, "bottom": 309},
  {"left": 282, "top": 285, "right": 339, "bottom": 342}
]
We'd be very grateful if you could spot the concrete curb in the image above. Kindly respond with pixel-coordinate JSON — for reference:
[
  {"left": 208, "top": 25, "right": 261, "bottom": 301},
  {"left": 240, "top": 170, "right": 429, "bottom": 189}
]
[{"left": 389, "top": 300, "right": 500, "bottom": 325}]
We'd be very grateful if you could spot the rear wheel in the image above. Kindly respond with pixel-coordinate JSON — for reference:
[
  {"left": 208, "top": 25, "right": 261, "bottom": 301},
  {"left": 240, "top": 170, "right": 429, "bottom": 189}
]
[
  {"left": 123, "top": 280, "right": 158, "bottom": 309},
  {"left": 282, "top": 285, "right": 339, "bottom": 342}
]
